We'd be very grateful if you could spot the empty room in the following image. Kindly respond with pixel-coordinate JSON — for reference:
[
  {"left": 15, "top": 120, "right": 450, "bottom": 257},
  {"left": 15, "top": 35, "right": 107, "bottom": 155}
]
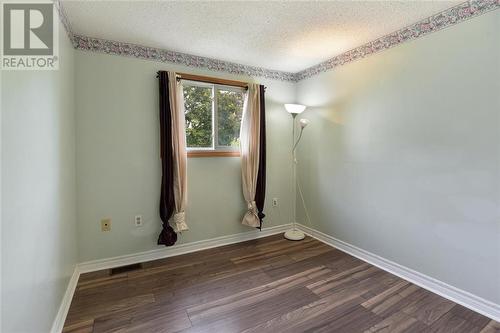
[{"left": 1, "top": 0, "right": 499, "bottom": 332}]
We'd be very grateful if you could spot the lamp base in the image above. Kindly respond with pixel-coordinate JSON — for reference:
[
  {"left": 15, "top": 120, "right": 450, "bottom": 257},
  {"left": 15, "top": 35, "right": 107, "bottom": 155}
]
[{"left": 284, "top": 228, "right": 305, "bottom": 241}]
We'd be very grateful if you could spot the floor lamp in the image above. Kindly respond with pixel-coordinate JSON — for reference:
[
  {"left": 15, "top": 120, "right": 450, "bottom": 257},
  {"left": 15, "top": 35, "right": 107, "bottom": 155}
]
[{"left": 284, "top": 104, "right": 309, "bottom": 241}]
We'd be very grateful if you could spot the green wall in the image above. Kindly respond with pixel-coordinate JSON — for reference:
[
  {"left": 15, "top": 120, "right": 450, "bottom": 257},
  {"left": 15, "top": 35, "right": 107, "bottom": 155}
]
[
  {"left": 295, "top": 11, "right": 500, "bottom": 304},
  {"left": 75, "top": 52, "right": 295, "bottom": 262},
  {"left": 1, "top": 24, "right": 77, "bottom": 332}
]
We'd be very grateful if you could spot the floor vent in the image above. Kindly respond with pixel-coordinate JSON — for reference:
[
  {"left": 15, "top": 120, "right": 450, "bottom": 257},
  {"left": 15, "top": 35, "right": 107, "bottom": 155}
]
[{"left": 110, "top": 263, "right": 143, "bottom": 275}]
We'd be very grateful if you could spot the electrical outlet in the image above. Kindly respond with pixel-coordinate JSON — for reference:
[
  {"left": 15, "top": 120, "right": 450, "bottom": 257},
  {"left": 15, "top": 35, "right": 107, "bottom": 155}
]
[
  {"left": 101, "top": 218, "right": 111, "bottom": 232},
  {"left": 272, "top": 198, "right": 279, "bottom": 207},
  {"left": 134, "top": 215, "right": 143, "bottom": 227}
]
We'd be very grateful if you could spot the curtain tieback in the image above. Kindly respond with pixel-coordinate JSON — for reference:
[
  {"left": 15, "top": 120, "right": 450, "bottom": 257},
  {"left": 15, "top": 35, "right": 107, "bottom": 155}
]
[
  {"left": 172, "top": 211, "right": 189, "bottom": 233},
  {"left": 242, "top": 200, "right": 260, "bottom": 228},
  {"left": 247, "top": 201, "right": 258, "bottom": 216}
]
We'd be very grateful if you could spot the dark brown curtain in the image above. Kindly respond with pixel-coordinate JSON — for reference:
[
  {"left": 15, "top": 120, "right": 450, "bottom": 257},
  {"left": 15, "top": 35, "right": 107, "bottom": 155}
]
[
  {"left": 255, "top": 85, "right": 267, "bottom": 229},
  {"left": 157, "top": 71, "right": 177, "bottom": 246}
]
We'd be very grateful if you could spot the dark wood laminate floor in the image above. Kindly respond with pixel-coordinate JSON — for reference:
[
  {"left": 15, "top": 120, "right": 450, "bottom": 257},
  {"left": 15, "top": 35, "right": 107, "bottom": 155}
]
[{"left": 63, "top": 235, "right": 499, "bottom": 333}]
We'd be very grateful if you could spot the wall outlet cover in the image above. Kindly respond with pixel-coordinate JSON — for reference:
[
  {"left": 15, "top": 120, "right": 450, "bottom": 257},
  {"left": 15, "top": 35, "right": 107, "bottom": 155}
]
[{"left": 134, "top": 215, "right": 143, "bottom": 227}]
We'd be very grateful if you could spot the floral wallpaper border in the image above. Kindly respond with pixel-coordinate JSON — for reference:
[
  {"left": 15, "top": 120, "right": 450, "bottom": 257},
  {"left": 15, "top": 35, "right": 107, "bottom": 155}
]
[
  {"left": 294, "top": 0, "right": 499, "bottom": 81},
  {"left": 71, "top": 35, "right": 297, "bottom": 82},
  {"left": 56, "top": 0, "right": 499, "bottom": 82}
]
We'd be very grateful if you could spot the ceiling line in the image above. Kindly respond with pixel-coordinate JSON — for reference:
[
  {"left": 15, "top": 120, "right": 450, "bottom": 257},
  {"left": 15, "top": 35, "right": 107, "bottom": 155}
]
[{"left": 55, "top": 0, "right": 498, "bottom": 83}]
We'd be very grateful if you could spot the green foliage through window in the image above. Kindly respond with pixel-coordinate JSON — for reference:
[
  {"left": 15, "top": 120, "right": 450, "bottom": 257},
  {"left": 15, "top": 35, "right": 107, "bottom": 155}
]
[
  {"left": 183, "top": 82, "right": 244, "bottom": 150},
  {"left": 217, "top": 89, "right": 244, "bottom": 147},
  {"left": 183, "top": 85, "right": 213, "bottom": 148}
]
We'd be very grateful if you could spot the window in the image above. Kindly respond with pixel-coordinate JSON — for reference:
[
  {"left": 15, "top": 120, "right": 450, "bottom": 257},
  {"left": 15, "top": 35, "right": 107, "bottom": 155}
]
[{"left": 183, "top": 81, "right": 245, "bottom": 156}]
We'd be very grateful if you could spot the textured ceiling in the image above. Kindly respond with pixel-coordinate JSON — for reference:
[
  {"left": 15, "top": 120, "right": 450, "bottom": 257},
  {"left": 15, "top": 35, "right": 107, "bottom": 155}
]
[{"left": 62, "top": 0, "right": 461, "bottom": 73}]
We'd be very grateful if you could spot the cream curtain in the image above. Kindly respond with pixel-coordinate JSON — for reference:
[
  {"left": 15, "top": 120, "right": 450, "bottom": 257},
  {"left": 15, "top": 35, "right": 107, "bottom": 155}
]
[
  {"left": 168, "top": 72, "right": 189, "bottom": 232},
  {"left": 240, "top": 83, "right": 261, "bottom": 228}
]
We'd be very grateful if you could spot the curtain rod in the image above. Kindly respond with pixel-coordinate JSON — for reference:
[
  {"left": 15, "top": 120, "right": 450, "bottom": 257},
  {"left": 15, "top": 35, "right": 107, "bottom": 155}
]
[
  {"left": 176, "top": 72, "right": 248, "bottom": 89},
  {"left": 156, "top": 71, "right": 266, "bottom": 90}
]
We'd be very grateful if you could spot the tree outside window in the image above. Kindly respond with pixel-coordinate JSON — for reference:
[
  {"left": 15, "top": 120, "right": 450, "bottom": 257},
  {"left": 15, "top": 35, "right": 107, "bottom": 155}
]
[{"left": 183, "top": 82, "right": 244, "bottom": 151}]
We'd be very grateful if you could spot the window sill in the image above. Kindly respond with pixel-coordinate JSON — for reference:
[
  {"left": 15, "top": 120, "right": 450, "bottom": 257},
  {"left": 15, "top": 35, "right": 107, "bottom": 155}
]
[{"left": 187, "top": 151, "right": 240, "bottom": 158}]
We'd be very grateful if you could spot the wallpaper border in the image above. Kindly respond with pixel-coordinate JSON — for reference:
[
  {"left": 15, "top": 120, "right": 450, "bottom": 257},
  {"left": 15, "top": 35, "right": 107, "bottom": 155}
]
[
  {"left": 56, "top": 0, "right": 499, "bottom": 82},
  {"left": 71, "top": 34, "right": 297, "bottom": 82},
  {"left": 295, "top": 0, "right": 499, "bottom": 81}
]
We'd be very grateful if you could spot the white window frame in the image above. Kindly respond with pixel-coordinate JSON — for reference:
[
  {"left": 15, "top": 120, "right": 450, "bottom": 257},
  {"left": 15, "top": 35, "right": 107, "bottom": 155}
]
[{"left": 183, "top": 80, "right": 245, "bottom": 153}]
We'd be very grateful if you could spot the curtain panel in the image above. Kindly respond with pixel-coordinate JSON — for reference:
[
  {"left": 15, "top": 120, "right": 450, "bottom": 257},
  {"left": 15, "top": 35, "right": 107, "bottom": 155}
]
[
  {"left": 240, "top": 84, "right": 266, "bottom": 228},
  {"left": 169, "top": 73, "right": 189, "bottom": 233},
  {"left": 255, "top": 85, "right": 267, "bottom": 229},
  {"left": 157, "top": 71, "right": 188, "bottom": 247}
]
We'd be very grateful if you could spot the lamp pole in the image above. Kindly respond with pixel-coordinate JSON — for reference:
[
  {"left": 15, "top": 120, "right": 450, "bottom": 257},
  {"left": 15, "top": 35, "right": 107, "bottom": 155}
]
[
  {"left": 284, "top": 112, "right": 306, "bottom": 241},
  {"left": 292, "top": 113, "right": 297, "bottom": 231}
]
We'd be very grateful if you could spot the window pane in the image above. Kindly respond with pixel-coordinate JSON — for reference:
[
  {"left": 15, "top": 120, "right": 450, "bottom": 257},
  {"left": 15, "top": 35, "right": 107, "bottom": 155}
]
[
  {"left": 183, "top": 85, "right": 213, "bottom": 148},
  {"left": 217, "top": 89, "right": 244, "bottom": 147}
]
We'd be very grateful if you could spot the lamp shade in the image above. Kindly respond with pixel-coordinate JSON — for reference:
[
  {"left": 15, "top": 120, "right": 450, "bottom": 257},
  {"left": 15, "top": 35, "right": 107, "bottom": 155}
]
[
  {"left": 299, "top": 118, "right": 310, "bottom": 128},
  {"left": 284, "top": 104, "right": 306, "bottom": 114}
]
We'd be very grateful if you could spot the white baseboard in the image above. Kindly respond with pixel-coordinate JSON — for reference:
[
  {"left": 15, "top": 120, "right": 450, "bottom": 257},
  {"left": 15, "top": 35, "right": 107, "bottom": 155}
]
[
  {"left": 78, "top": 223, "right": 291, "bottom": 273},
  {"left": 50, "top": 267, "right": 80, "bottom": 333},
  {"left": 297, "top": 223, "right": 500, "bottom": 322}
]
